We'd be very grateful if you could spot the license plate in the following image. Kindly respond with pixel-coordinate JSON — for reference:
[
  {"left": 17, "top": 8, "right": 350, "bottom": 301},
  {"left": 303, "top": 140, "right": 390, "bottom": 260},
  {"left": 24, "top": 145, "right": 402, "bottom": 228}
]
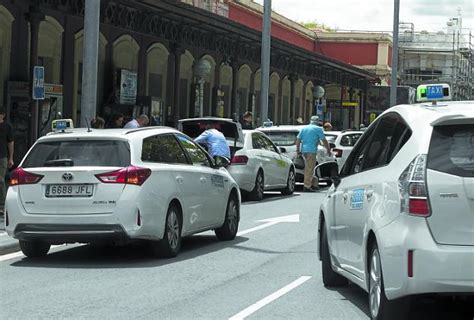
[{"left": 45, "top": 184, "right": 94, "bottom": 198}]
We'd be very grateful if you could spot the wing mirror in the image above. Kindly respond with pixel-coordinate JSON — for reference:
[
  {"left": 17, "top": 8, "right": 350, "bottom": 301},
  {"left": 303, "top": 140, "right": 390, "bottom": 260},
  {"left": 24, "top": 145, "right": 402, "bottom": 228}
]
[
  {"left": 214, "top": 155, "right": 230, "bottom": 168},
  {"left": 329, "top": 142, "right": 336, "bottom": 149},
  {"left": 314, "top": 161, "right": 341, "bottom": 187},
  {"left": 278, "top": 147, "right": 287, "bottom": 153}
]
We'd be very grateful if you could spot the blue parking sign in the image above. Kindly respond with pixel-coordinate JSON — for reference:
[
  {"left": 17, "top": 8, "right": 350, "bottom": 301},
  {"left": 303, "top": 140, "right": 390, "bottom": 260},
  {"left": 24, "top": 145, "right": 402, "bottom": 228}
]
[{"left": 32, "top": 66, "right": 45, "bottom": 100}]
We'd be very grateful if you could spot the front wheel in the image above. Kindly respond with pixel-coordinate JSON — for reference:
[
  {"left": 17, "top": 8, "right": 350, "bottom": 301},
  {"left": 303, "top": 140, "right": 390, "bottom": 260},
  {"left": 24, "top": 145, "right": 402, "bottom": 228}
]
[
  {"left": 152, "top": 204, "right": 182, "bottom": 258},
  {"left": 19, "top": 240, "right": 51, "bottom": 258},
  {"left": 368, "top": 244, "right": 409, "bottom": 320},
  {"left": 281, "top": 169, "right": 296, "bottom": 195},
  {"left": 215, "top": 193, "right": 239, "bottom": 241}
]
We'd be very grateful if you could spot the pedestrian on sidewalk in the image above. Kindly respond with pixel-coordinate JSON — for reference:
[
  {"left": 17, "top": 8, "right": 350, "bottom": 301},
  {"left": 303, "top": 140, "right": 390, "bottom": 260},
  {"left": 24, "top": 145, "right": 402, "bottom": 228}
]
[
  {"left": 0, "top": 108, "right": 14, "bottom": 215},
  {"left": 124, "top": 114, "right": 150, "bottom": 129},
  {"left": 296, "top": 116, "right": 331, "bottom": 192}
]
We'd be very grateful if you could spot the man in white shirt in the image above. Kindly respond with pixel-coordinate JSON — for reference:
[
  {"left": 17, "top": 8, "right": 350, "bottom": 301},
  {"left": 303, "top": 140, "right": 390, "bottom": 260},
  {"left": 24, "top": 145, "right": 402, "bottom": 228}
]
[{"left": 124, "top": 114, "right": 150, "bottom": 129}]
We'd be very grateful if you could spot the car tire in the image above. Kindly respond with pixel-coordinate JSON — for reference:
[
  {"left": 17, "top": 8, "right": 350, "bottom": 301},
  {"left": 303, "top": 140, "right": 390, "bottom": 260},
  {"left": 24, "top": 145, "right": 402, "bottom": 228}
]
[
  {"left": 215, "top": 193, "right": 239, "bottom": 241},
  {"left": 249, "top": 170, "right": 264, "bottom": 201},
  {"left": 368, "top": 243, "right": 410, "bottom": 320},
  {"left": 19, "top": 240, "right": 51, "bottom": 258},
  {"left": 152, "top": 204, "right": 182, "bottom": 258},
  {"left": 321, "top": 223, "right": 348, "bottom": 287},
  {"left": 281, "top": 169, "right": 296, "bottom": 195}
]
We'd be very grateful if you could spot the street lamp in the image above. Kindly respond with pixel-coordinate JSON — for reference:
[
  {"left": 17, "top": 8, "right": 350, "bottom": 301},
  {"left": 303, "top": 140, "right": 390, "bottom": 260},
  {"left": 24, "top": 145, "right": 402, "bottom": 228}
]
[{"left": 194, "top": 58, "right": 212, "bottom": 117}]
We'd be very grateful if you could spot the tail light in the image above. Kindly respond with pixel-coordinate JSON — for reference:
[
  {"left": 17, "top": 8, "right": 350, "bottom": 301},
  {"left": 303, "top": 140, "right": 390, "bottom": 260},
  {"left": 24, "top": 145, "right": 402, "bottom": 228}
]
[
  {"left": 398, "top": 154, "right": 431, "bottom": 217},
  {"left": 95, "top": 166, "right": 151, "bottom": 186},
  {"left": 8, "top": 168, "right": 44, "bottom": 186},
  {"left": 332, "top": 148, "right": 343, "bottom": 158},
  {"left": 231, "top": 155, "right": 248, "bottom": 165}
]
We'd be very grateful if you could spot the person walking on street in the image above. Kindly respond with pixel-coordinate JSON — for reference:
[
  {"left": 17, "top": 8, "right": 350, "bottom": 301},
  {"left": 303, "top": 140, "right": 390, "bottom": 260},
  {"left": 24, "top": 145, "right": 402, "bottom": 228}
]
[
  {"left": 194, "top": 126, "right": 231, "bottom": 161},
  {"left": 296, "top": 116, "right": 331, "bottom": 192},
  {"left": 0, "top": 108, "right": 14, "bottom": 215},
  {"left": 124, "top": 114, "right": 150, "bottom": 129}
]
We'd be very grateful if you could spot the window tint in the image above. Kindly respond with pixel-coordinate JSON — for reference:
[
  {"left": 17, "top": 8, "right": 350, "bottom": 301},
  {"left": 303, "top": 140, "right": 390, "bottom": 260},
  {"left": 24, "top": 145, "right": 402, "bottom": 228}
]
[
  {"left": 252, "top": 133, "right": 264, "bottom": 149},
  {"left": 340, "top": 134, "right": 362, "bottom": 147},
  {"left": 428, "top": 124, "right": 474, "bottom": 177},
  {"left": 263, "top": 131, "right": 298, "bottom": 146},
  {"left": 260, "top": 135, "right": 278, "bottom": 152},
  {"left": 176, "top": 134, "right": 211, "bottom": 166},
  {"left": 362, "top": 114, "right": 411, "bottom": 171},
  {"left": 142, "top": 134, "right": 188, "bottom": 164},
  {"left": 23, "top": 140, "right": 130, "bottom": 168}
]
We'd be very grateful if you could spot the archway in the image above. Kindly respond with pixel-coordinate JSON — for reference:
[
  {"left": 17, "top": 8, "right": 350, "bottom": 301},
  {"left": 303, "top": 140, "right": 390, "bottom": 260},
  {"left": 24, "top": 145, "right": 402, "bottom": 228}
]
[
  {"left": 238, "top": 64, "right": 252, "bottom": 114},
  {"left": 113, "top": 35, "right": 139, "bottom": 71},
  {"left": 281, "top": 76, "right": 291, "bottom": 124},
  {"left": 0, "top": 5, "right": 14, "bottom": 107},
  {"left": 178, "top": 50, "right": 194, "bottom": 119},
  {"left": 146, "top": 43, "right": 169, "bottom": 102},
  {"left": 219, "top": 63, "right": 232, "bottom": 117},
  {"left": 38, "top": 16, "right": 64, "bottom": 84},
  {"left": 269, "top": 72, "right": 280, "bottom": 123}
]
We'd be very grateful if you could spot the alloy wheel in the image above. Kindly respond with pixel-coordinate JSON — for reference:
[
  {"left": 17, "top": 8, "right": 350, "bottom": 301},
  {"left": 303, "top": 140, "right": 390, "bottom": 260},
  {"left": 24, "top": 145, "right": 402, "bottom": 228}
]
[
  {"left": 369, "top": 248, "right": 382, "bottom": 318},
  {"left": 257, "top": 173, "right": 264, "bottom": 198},
  {"left": 167, "top": 210, "right": 180, "bottom": 250},
  {"left": 288, "top": 170, "right": 295, "bottom": 192},
  {"left": 227, "top": 199, "right": 238, "bottom": 234}
]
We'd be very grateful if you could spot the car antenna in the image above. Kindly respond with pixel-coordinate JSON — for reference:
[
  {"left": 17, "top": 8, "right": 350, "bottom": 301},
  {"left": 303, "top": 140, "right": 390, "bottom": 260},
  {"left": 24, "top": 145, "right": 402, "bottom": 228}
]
[{"left": 85, "top": 117, "right": 92, "bottom": 132}]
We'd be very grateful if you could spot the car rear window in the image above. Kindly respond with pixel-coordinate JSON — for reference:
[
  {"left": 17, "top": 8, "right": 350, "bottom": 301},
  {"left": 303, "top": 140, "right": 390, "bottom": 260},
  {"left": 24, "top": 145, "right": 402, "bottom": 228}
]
[
  {"left": 340, "top": 134, "right": 362, "bottom": 147},
  {"left": 22, "top": 140, "right": 131, "bottom": 168},
  {"left": 263, "top": 131, "right": 298, "bottom": 146},
  {"left": 325, "top": 134, "right": 338, "bottom": 143},
  {"left": 428, "top": 124, "right": 474, "bottom": 177}
]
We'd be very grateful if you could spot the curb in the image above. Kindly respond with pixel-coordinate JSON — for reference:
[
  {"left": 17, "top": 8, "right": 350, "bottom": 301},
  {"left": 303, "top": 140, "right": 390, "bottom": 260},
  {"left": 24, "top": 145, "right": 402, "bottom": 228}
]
[{"left": 0, "top": 239, "right": 20, "bottom": 256}]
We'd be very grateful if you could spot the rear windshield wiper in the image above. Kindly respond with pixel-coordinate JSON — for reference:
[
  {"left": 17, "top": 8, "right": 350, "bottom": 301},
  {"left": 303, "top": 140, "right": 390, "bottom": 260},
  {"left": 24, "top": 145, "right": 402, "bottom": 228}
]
[{"left": 44, "top": 159, "right": 74, "bottom": 167}]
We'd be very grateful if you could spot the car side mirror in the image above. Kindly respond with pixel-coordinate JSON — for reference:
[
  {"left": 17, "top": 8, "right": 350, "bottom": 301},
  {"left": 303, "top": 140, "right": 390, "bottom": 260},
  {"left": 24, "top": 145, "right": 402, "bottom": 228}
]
[
  {"left": 278, "top": 147, "right": 287, "bottom": 153},
  {"left": 329, "top": 142, "right": 336, "bottom": 149},
  {"left": 214, "top": 156, "right": 230, "bottom": 168},
  {"left": 314, "top": 162, "right": 340, "bottom": 185}
]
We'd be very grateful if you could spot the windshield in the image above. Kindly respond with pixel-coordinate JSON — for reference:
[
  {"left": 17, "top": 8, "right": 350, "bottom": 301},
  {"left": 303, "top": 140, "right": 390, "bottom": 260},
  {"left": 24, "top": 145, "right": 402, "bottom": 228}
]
[
  {"left": 263, "top": 131, "right": 298, "bottom": 146},
  {"left": 22, "top": 140, "right": 131, "bottom": 168}
]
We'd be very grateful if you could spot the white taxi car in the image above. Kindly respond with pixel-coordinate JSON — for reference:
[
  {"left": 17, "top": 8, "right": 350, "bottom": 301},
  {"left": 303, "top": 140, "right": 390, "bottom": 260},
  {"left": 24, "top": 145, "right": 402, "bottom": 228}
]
[
  {"left": 179, "top": 118, "right": 295, "bottom": 201},
  {"left": 324, "top": 130, "right": 363, "bottom": 169},
  {"left": 5, "top": 125, "right": 241, "bottom": 258},
  {"left": 315, "top": 84, "right": 474, "bottom": 319}
]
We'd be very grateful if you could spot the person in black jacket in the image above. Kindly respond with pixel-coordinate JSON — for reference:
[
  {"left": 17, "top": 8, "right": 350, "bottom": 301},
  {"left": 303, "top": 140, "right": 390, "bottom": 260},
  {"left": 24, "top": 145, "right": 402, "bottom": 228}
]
[{"left": 240, "top": 111, "right": 253, "bottom": 129}]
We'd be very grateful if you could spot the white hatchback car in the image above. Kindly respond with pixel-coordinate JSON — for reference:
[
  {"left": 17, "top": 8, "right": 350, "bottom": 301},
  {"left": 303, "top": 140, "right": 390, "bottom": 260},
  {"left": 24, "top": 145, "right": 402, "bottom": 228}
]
[
  {"left": 179, "top": 118, "right": 295, "bottom": 201},
  {"left": 316, "top": 91, "right": 474, "bottom": 319},
  {"left": 324, "top": 130, "right": 363, "bottom": 169},
  {"left": 5, "top": 126, "right": 241, "bottom": 258}
]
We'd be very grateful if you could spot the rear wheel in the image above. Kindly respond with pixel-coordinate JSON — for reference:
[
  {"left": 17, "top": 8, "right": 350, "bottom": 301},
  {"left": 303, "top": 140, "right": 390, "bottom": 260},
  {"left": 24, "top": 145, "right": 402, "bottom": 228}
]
[
  {"left": 321, "top": 223, "right": 348, "bottom": 287},
  {"left": 215, "top": 193, "right": 239, "bottom": 241},
  {"left": 249, "top": 171, "right": 264, "bottom": 201},
  {"left": 152, "top": 204, "right": 182, "bottom": 258},
  {"left": 281, "top": 169, "right": 296, "bottom": 195},
  {"left": 368, "top": 243, "right": 409, "bottom": 320},
  {"left": 19, "top": 240, "right": 51, "bottom": 258}
]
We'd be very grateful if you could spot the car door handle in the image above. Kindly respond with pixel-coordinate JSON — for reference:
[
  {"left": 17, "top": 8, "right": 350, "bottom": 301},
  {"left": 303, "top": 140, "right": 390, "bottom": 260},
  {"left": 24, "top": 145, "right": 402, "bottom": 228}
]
[
  {"left": 200, "top": 177, "right": 207, "bottom": 184},
  {"left": 366, "top": 190, "right": 374, "bottom": 201},
  {"left": 342, "top": 193, "right": 348, "bottom": 204},
  {"left": 176, "top": 176, "right": 184, "bottom": 184}
]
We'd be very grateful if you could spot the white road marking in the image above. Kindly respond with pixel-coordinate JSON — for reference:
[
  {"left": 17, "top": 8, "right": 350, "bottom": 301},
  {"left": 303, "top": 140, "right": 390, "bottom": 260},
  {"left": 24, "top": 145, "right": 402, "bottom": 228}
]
[
  {"left": 0, "top": 244, "right": 77, "bottom": 262},
  {"left": 228, "top": 276, "right": 312, "bottom": 320},
  {"left": 237, "top": 214, "right": 300, "bottom": 236}
]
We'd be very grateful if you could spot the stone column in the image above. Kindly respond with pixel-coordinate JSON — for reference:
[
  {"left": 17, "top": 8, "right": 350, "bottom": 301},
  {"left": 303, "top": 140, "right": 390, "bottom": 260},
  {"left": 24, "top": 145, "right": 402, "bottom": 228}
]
[
  {"left": 171, "top": 45, "right": 184, "bottom": 127},
  {"left": 231, "top": 61, "right": 240, "bottom": 121},
  {"left": 289, "top": 73, "right": 298, "bottom": 124}
]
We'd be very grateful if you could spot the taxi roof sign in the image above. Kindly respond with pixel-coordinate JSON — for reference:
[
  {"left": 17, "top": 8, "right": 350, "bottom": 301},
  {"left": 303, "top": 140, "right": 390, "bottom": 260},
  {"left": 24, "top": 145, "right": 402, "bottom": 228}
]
[
  {"left": 52, "top": 119, "right": 74, "bottom": 132},
  {"left": 416, "top": 83, "right": 451, "bottom": 103}
]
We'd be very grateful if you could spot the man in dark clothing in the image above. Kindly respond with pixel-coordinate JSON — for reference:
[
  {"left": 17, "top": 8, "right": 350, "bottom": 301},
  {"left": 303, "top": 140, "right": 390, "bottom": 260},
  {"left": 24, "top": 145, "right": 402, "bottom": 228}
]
[
  {"left": 0, "top": 108, "right": 14, "bottom": 214},
  {"left": 240, "top": 111, "right": 253, "bottom": 129}
]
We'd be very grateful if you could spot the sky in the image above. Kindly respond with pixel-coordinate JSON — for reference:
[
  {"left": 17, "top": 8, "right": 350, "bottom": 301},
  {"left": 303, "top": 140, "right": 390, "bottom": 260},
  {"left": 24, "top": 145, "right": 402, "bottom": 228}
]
[{"left": 253, "top": 0, "right": 474, "bottom": 33}]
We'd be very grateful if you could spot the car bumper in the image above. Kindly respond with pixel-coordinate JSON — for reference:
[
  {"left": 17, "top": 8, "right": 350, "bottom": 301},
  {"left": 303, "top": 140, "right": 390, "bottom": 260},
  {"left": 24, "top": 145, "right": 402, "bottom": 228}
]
[
  {"left": 227, "top": 165, "right": 256, "bottom": 192},
  {"left": 4, "top": 187, "right": 167, "bottom": 243},
  {"left": 378, "top": 215, "right": 474, "bottom": 300}
]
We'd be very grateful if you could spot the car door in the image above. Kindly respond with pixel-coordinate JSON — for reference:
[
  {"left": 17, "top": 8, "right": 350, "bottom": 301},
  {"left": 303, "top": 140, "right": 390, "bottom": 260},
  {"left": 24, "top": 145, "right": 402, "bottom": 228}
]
[
  {"left": 337, "top": 114, "right": 412, "bottom": 279},
  {"left": 260, "top": 134, "right": 289, "bottom": 186},
  {"left": 251, "top": 132, "right": 275, "bottom": 186},
  {"left": 175, "top": 134, "right": 226, "bottom": 229}
]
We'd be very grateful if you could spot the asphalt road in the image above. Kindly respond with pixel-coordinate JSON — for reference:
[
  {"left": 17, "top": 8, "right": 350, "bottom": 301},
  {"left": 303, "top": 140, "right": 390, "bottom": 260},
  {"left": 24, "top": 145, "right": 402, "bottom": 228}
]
[{"left": 0, "top": 188, "right": 472, "bottom": 320}]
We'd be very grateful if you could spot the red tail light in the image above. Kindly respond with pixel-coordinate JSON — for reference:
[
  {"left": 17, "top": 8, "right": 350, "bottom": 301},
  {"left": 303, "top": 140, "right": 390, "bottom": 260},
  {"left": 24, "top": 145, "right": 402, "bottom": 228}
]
[
  {"left": 95, "top": 166, "right": 151, "bottom": 186},
  {"left": 8, "top": 168, "right": 44, "bottom": 186},
  {"left": 231, "top": 155, "right": 248, "bottom": 165},
  {"left": 332, "top": 148, "right": 343, "bottom": 158},
  {"left": 399, "top": 155, "right": 431, "bottom": 217},
  {"left": 408, "top": 199, "right": 430, "bottom": 216}
]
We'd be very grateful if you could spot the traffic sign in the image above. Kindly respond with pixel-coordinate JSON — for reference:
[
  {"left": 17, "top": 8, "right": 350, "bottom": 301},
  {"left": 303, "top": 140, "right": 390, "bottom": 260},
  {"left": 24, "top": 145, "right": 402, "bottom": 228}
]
[{"left": 32, "top": 66, "right": 45, "bottom": 100}]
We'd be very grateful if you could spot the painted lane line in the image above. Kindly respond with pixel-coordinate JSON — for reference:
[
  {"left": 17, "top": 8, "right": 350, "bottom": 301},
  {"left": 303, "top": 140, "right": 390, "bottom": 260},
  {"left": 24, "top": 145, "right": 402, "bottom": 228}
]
[
  {"left": 228, "top": 276, "right": 312, "bottom": 320},
  {"left": 0, "top": 244, "right": 77, "bottom": 262},
  {"left": 237, "top": 214, "right": 300, "bottom": 236}
]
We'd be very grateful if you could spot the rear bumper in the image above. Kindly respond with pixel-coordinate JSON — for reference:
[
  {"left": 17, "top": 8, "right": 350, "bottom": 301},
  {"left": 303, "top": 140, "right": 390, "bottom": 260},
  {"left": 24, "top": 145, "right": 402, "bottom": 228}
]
[
  {"left": 378, "top": 215, "right": 474, "bottom": 300},
  {"left": 227, "top": 165, "right": 256, "bottom": 192},
  {"left": 13, "top": 224, "right": 129, "bottom": 244}
]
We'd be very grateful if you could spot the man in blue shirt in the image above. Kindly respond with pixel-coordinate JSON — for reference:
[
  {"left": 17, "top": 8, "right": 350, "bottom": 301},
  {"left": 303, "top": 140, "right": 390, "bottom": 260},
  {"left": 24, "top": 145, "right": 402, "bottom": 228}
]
[
  {"left": 194, "top": 127, "right": 231, "bottom": 160},
  {"left": 296, "top": 116, "right": 331, "bottom": 192}
]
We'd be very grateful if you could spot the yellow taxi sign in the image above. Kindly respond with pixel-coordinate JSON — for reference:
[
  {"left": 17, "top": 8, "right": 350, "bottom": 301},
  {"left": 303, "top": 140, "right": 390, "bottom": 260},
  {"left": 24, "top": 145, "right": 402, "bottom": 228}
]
[{"left": 416, "top": 84, "right": 451, "bottom": 102}]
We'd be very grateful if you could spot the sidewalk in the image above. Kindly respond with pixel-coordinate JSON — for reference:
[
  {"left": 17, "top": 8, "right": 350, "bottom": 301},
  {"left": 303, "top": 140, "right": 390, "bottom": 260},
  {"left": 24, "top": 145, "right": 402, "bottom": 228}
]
[{"left": 0, "top": 215, "right": 20, "bottom": 255}]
